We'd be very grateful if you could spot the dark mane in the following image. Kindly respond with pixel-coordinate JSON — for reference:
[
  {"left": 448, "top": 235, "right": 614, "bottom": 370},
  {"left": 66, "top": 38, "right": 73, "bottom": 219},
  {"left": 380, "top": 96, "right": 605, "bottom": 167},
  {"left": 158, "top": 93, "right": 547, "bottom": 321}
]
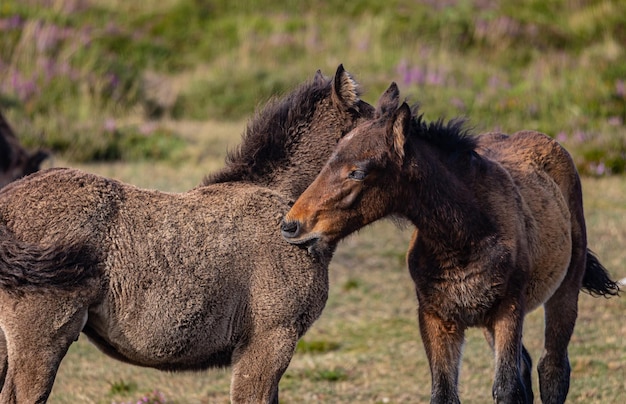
[
  {"left": 202, "top": 77, "right": 333, "bottom": 186},
  {"left": 410, "top": 106, "right": 477, "bottom": 154}
]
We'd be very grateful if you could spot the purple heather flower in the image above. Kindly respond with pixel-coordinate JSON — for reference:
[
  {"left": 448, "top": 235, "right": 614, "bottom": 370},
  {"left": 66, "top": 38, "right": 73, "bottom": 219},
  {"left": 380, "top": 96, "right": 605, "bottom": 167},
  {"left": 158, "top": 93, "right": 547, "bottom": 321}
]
[
  {"left": 139, "top": 122, "right": 157, "bottom": 136},
  {"left": 104, "top": 118, "right": 117, "bottom": 132},
  {"left": 574, "top": 131, "right": 586, "bottom": 143},
  {"left": 0, "top": 15, "right": 23, "bottom": 31},
  {"left": 409, "top": 67, "right": 426, "bottom": 86},
  {"left": 616, "top": 79, "right": 625, "bottom": 98},
  {"left": 450, "top": 97, "right": 465, "bottom": 111},
  {"left": 426, "top": 70, "right": 444, "bottom": 86},
  {"left": 594, "top": 162, "right": 606, "bottom": 176},
  {"left": 607, "top": 116, "right": 622, "bottom": 126}
]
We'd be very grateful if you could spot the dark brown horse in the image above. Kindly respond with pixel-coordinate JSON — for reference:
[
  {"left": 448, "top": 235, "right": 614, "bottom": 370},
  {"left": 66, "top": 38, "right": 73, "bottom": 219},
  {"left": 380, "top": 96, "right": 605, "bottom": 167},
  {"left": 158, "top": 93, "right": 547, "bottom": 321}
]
[
  {"left": 282, "top": 83, "right": 619, "bottom": 403},
  {"left": 0, "top": 65, "right": 373, "bottom": 403},
  {"left": 0, "top": 111, "right": 48, "bottom": 188}
]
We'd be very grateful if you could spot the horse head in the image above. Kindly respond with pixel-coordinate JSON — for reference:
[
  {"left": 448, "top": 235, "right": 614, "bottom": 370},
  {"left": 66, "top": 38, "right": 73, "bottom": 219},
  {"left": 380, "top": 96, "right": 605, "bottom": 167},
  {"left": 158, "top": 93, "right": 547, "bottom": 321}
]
[{"left": 0, "top": 111, "right": 49, "bottom": 188}]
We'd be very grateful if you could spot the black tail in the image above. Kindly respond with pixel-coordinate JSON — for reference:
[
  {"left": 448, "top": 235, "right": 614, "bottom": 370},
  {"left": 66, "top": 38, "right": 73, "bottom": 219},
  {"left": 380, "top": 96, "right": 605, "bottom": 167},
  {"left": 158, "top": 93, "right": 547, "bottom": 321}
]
[
  {"left": 581, "top": 249, "right": 620, "bottom": 297},
  {"left": 0, "top": 224, "right": 100, "bottom": 294}
]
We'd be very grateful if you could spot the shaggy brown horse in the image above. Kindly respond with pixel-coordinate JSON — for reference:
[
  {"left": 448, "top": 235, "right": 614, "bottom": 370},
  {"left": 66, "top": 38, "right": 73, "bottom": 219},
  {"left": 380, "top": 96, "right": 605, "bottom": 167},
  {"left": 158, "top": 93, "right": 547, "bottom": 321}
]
[
  {"left": 282, "top": 83, "right": 619, "bottom": 404},
  {"left": 0, "top": 111, "right": 48, "bottom": 188},
  {"left": 0, "top": 65, "right": 374, "bottom": 403}
]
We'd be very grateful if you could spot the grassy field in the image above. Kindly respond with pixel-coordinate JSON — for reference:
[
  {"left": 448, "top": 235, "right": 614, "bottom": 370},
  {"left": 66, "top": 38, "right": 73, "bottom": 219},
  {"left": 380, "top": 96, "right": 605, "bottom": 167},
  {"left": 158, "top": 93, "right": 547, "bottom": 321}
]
[
  {"left": 3, "top": 1, "right": 625, "bottom": 402},
  {"left": 42, "top": 122, "right": 626, "bottom": 403}
]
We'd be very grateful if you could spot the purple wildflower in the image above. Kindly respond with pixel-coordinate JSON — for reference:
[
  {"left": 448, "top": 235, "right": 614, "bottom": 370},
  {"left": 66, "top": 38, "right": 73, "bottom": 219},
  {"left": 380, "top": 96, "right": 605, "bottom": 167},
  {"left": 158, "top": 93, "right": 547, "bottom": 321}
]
[
  {"left": 139, "top": 122, "right": 157, "bottom": 136},
  {"left": 104, "top": 119, "right": 117, "bottom": 132},
  {"left": 574, "top": 131, "right": 586, "bottom": 143},
  {"left": 426, "top": 70, "right": 444, "bottom": 86},
  {"left": 607, "top": 116, "right": 622, "bottom": 126},
  {"left": 450, "top": 97, "right": 465, "bottom": 111},
  {"left": 409, "top": 67, "right": 426, "bottom": 86},
  {"left": 590, "top": 162, "right": 607, "bottom": 176},
  {"left": 616, "top": 79, "right": 625, "bottom": 98},
  {"left": 0, "top": 15, "right": 23, "bottom": 31}
]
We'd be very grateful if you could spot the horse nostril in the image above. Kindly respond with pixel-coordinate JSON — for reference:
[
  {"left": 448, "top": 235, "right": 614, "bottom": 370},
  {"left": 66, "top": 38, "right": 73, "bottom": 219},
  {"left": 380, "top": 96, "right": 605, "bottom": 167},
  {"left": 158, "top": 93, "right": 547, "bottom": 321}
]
[{"left": 280, "top": 220, "right": 300, "bottom": 239}]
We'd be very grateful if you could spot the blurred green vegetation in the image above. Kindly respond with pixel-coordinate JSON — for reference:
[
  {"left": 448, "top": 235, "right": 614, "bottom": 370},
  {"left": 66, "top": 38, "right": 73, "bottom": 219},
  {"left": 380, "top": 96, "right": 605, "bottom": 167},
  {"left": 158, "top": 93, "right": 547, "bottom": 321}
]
[{"left": 0, "top": 0, "right": 624, "bottom": 173}]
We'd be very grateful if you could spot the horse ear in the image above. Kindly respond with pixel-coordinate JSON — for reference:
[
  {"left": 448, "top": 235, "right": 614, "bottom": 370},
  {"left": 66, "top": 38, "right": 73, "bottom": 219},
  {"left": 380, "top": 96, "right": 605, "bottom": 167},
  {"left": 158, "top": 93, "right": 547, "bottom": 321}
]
[
  {"left": 376, "top": 82, "right": 400, "bottom": 118},
  {"left": 24, "top": 149, "right": 49, "bottom": 175},
  {"left": 331, "top": 64, "right": 360, "bottom": 111},
  {"left": 313, "top": 69, "right": 325, "bottom": 86},
  {"left": 390, "top": 102, "right": 411, "bottom": 161}
]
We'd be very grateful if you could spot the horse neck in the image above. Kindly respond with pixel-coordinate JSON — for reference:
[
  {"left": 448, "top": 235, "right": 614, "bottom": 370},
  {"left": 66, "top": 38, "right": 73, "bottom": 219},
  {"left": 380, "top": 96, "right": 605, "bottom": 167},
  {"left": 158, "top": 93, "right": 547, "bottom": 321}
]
[
  {"left": 257, "top": 134, "right": 340, "bottom": 201},
  {"left": 400, "top": 141, "right": 487, "bottom": 252}
]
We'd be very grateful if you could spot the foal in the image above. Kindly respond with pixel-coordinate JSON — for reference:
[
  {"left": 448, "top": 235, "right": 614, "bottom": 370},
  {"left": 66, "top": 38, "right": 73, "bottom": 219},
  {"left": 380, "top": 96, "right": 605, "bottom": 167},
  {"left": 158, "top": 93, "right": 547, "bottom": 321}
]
[
  {"left": 282, "top": 83, "right": 619, "bottom": 403},
  {"left": 0, "top": 66, "right": 373, "bottom": 403}
]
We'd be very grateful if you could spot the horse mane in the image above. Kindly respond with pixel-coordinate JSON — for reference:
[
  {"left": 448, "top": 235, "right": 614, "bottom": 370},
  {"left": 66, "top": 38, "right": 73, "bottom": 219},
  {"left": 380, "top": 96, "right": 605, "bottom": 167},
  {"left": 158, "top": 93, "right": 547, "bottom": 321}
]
[
  {"left": 202, "top": 76, "right": 334, "bottom": 186},
  {"left": 409, "top": 105, "right": 477, "bottom": 155}
]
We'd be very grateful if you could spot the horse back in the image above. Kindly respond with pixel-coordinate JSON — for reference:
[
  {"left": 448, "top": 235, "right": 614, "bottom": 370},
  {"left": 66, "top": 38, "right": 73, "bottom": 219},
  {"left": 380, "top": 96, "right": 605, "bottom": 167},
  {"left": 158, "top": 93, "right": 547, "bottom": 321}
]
[
  {"left": 0, "top": 167, "right": 125, "bottom": 247},
  {"left": 477, "top": 131, "right": 580, "bottom": 197}
]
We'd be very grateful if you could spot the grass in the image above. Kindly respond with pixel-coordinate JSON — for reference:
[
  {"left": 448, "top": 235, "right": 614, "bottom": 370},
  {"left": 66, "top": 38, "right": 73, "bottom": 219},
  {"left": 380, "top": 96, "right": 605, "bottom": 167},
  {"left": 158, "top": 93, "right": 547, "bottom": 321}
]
[{"left": 45, "top": 132, "right": 626, "bottom": 402}]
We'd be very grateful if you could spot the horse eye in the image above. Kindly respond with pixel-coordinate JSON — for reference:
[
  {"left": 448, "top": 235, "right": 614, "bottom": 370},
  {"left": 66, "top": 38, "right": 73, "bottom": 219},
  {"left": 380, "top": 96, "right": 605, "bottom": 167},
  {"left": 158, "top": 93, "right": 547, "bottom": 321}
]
[{"left": 348, "top": 169, "right": 367, "bottom": 181}]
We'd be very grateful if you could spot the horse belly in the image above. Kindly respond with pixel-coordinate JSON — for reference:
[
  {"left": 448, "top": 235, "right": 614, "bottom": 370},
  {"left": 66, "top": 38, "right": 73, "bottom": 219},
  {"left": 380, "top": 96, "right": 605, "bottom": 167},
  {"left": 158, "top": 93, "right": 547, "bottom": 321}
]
[{"left": 85, "top": 287, "right": 246, "bottom": 370}]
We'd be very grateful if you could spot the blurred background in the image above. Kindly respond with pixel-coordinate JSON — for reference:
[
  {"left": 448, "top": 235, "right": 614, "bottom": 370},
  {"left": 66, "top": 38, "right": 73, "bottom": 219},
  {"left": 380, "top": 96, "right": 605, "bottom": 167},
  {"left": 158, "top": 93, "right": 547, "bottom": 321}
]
[
  {"left": 1, "top": 0, "right": 625, "bottom": 175},
  {"left": 1, "top": 1, "right": 625, "bottom": 403}
]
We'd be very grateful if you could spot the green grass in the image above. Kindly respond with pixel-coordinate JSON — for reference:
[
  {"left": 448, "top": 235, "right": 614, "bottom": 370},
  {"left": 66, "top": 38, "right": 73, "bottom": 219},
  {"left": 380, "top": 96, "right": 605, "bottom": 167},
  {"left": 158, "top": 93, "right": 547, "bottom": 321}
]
[
  {"left": 1, "top": 0, "right": 625, "bottom": 173},
  {"left": 45, "top": 142, "right": 626, "bottom": 403},
  {"left": 2, "top": 1, "right": 625, "bottom": 401}
]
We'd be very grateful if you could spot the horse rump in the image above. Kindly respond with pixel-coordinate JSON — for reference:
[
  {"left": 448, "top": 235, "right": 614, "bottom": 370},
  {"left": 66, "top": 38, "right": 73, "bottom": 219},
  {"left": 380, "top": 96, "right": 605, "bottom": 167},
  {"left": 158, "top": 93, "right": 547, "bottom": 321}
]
[
  {"left": 0, "top": 224, "right": 100, "bottom": 294},
  {"left": 582, "top": 249, "right": 620, "bottom": 297}
]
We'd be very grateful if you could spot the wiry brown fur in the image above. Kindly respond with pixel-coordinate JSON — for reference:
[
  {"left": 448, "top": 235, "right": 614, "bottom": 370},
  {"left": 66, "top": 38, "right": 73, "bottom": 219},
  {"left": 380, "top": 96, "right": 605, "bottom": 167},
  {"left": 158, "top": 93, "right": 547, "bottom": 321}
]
[
  {"left": 283, "top": 83, "right": 619, "bottom": 404},
  {"left": 0, "top": 65, "right": 374, "bottom": 403},
  {"left": 0, "top": 111, "right": 48, "bottom": 188}
]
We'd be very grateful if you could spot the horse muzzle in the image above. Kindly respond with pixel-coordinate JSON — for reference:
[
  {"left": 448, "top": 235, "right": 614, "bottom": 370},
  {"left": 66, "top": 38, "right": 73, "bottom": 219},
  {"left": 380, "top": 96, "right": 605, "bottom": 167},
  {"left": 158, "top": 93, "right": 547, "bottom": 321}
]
[{"left": 280, "top": 219, "right": 321, "bottom": 247}]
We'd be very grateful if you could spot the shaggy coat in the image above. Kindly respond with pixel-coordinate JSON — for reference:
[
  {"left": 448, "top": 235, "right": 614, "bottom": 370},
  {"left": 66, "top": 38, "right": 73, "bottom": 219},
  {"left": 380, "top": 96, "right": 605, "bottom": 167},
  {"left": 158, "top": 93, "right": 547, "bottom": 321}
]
[
  {"left": 0, "top": 65, "right": 374, "bottom": 403},
  {"left": 282, "top": 83, "right": 619, "bottom": 404}
]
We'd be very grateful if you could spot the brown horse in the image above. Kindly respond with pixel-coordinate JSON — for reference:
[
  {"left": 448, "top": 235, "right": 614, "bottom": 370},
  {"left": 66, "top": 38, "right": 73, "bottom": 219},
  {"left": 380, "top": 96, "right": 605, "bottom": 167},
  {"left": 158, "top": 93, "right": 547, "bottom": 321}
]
[
  {"left": 0, "top": 65, "right": 374, "bottom": 403},
  {"left": 0, "top": 111, "right": 48, "bottom": 188},
  {"left": 282, "top": 83, "right": 619, "bottom": 403}
]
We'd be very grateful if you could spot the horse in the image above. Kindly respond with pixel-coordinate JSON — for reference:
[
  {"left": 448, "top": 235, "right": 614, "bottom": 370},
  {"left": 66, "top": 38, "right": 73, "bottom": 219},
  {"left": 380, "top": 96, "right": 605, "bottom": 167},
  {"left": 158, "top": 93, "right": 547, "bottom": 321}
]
[
  {"left": 0, "top": 111, "right": 49, "bottom": 188},
  {"left": 0, "top": 65, "right": 374, "bottom": 403},
  {"left": 281, "top": 83, "right": 620, "bottom": 403}
]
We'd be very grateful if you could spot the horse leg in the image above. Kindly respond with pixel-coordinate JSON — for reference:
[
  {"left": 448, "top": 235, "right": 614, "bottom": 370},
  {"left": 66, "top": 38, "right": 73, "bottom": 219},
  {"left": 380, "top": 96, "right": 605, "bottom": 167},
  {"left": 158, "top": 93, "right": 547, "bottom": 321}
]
[
  {"left": 0, "top": 295, "right": 88, "bottom": 403},
  {"left": 230, "top": 327, "right": 299, "bottom": 404},
  {"left": 520, "top": 345, "right": 533, "bottom": 401},
  {"left": 490, "top": 294, "right": 529, "bottom": 404},
  {"left": 483, "top": 328, "right": 533, "bottom": 403},
  {"left": 418, "top": 308, "right": 465, "bottom": 404},
  {"left": 537, "top": 267, "right": 584, "bottom": 403}
]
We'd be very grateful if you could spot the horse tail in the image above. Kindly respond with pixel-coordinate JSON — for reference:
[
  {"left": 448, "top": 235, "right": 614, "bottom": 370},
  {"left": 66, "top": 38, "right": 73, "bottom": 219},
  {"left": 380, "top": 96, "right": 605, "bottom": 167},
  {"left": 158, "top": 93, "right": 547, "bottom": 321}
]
[
  {"left": 0, "top": 224, "right": 100, "bottom": 294},
  {"left": 581, "top": 249, "right": 620, "bottom": 297}
]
